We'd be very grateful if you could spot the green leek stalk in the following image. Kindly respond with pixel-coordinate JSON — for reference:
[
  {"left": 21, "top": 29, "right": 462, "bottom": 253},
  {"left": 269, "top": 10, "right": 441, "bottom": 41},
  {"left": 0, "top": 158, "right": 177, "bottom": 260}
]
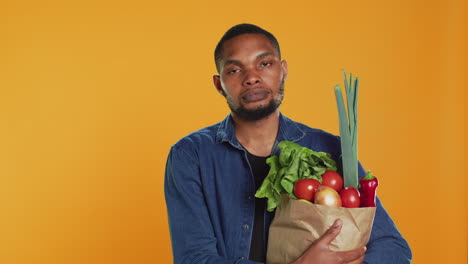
[{"left": 334, "top": 71, "right": 359, "bottom": 188}]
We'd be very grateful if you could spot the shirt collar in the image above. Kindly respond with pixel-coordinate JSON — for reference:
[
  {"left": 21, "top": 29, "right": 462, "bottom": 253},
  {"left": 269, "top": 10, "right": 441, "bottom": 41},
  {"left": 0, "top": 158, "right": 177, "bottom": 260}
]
[{"left": 215, "top": 113, "right": 306, "bottom": 148}]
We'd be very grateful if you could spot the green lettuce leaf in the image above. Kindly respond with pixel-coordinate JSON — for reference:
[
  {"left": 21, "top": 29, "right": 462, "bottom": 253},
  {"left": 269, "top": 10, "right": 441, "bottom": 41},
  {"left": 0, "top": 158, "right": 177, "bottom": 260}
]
[{"left": 254, "top": 141, "right": 337, "bottom": 211}]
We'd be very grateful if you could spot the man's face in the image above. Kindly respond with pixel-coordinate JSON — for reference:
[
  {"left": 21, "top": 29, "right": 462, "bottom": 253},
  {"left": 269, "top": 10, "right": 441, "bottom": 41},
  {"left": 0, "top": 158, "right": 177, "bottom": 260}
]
[{"left": 213, "top": 33, "right": 288, "bottom": 121}]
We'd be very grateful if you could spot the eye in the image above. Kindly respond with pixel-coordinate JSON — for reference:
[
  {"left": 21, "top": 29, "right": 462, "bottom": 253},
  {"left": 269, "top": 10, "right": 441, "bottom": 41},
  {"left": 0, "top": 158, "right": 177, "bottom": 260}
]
[
  {"left": 260, "top": 61, "right": 272, "bottom": 67},
  {"left": 227, "top": 68, "right": 240, "bottom": 74}
]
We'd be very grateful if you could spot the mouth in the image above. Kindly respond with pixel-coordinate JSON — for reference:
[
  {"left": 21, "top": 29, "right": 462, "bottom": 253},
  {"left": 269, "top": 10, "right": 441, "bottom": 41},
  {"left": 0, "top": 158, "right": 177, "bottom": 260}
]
[{"left": 241, "top": 88, "right": 271, "bottom": 103}]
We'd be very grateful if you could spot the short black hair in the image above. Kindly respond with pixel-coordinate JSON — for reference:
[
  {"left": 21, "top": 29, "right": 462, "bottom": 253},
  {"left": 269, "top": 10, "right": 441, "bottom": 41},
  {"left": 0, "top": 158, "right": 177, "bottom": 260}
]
[{"left": 214, "top": 23, "right": 281, "bottom": 73}]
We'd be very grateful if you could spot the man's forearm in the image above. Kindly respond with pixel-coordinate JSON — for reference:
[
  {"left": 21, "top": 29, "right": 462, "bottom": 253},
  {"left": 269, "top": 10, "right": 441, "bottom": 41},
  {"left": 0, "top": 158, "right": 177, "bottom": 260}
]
[
  {"left": 364, "top": 197, "right": 412, "bottom": 263},
  {"left": 364, "top": 238, "right": 412, "bottom": 263}
]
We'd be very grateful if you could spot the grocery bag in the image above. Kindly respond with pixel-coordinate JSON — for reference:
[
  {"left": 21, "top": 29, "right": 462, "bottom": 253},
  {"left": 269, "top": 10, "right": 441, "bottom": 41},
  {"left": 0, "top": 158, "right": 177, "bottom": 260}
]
[{"left": 266, "top": 195, "right": 376, "bottom": 264}]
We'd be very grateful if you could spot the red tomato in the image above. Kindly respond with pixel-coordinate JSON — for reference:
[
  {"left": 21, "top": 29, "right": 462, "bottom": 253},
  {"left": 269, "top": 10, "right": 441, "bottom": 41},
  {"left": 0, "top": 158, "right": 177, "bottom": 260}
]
[
  {"left": 321, "top": 170, "right": 344, "bottom": 193},
  {"left": 314, "top": 185, "right": 342, "bottom": 207},
  {"left": 294, "top": 179, "right": 321, "bottom": 201},
  {"left": 340, "top": 187, "right": 361, "bottom": 208}
]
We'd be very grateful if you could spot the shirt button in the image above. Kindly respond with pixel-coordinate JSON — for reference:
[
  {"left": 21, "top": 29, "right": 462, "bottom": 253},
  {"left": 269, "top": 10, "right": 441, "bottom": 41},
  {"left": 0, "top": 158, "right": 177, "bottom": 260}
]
[
  {"left": 247, "top": 195, "right": 253, "bottom": 200},
  {"left": 239, "top": 257, "right": 245, "bottom": 260},
  {"left": 243, "top": 224, "right": 249, "bottom": 230}
]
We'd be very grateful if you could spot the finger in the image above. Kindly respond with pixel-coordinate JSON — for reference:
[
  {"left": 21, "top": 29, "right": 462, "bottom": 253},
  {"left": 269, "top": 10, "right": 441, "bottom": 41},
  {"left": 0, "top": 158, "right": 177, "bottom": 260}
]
[
  {"left": 338, "top": 246, "right": 366, "bottom": 263},
  {"left": 318, "top": 219, "right": 343, "bottom": 245}
]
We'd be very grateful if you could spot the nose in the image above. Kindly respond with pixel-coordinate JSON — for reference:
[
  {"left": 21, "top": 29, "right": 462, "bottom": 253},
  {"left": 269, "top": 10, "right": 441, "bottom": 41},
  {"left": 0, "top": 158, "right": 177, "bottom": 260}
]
[{"left": 243, "top": 69, "right": 261, "bottom": 86}]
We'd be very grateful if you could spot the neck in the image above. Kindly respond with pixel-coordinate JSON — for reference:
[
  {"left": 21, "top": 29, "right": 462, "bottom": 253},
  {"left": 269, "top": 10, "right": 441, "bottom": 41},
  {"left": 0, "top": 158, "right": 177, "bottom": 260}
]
[{"left": 232, "top": 110, "right": 280, "bottom": 157}]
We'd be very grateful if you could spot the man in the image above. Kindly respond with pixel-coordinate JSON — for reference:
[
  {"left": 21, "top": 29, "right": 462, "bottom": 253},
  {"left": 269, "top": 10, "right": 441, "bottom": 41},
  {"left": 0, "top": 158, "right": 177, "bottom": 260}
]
[{"left": 165, "top": 24, "right": 412, "bottom": 264}]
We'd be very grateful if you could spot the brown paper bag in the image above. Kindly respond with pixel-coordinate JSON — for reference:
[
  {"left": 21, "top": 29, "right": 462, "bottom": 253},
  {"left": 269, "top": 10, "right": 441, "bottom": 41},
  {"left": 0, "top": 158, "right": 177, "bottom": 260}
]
[{"left": 266, "top": 195, "right": 376, "bottom": 264}]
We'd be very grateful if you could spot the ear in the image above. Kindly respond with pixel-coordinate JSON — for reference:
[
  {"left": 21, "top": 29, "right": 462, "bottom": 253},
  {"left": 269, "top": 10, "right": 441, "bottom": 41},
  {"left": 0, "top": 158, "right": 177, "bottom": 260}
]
[
  {"left": 213, "top": 75, "right": 226, "bottom": 96},
  {"left": 281, "top": 60, "right": 288, "bottom": 81}
]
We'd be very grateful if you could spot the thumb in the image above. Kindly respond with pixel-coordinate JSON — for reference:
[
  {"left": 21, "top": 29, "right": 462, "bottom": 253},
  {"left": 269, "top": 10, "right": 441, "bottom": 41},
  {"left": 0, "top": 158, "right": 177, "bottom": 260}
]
[{"left": 318, "top": 219, "right": 343, "bottom": 246}]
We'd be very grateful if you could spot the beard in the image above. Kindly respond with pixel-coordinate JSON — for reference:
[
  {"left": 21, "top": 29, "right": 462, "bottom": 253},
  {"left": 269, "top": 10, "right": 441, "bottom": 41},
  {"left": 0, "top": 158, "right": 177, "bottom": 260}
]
[{"left": 225, "top": 80, "right": 285, "bottom": 121}]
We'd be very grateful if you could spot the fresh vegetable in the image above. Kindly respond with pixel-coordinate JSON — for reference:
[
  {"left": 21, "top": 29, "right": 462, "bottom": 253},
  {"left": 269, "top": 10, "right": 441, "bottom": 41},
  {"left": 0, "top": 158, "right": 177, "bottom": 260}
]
[
  {"left": 359, "top": 171, "right": 379, "bottom": 207},
  {"left": 340, "top": 187, "right": 360, "bottom": 208},
  {"left": 314, "top": 186, "right": 342, "bottom": 207},
  {"left": 294, "top": 179, "right": 321, "bottom": 201},
  {"left": 334, "top": 72, "right": 359, "bottom": 188},
  {"left": 321, "top": 170, "right": 343, "bottom": 193},
  {"left": 255, "top": 141, "right": 337, "bottom": 211}
]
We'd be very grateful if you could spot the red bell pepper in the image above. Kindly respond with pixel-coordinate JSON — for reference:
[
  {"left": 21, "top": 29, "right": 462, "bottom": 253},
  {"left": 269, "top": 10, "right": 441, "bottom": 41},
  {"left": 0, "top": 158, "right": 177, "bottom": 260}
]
[{"left": 359, "top": 171, "right": 379, "bottom": 207}]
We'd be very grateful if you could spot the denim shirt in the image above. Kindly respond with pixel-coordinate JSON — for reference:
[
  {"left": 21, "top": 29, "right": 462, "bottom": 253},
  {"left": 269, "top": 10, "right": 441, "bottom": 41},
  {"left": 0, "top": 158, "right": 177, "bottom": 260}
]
[{"left": 164, "top": 114, "right": 412, "bottom": 264}]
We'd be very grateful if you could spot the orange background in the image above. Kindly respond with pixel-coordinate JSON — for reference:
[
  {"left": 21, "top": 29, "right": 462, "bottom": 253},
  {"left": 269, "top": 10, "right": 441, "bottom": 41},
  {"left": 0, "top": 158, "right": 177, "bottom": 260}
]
[{"left": 1, "top": 0, "right": 466, "bottom": 263}]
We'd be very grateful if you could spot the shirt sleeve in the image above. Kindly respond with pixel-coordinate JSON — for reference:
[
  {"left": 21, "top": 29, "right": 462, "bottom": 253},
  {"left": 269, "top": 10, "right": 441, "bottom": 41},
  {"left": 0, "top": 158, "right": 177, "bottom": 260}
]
[
  {"left": 164, "top": 145, "right": 263, "bottom": 264},
  {"left": 357, "top": 163, "right": 413, "bottom": 263},
  {"left": 363, "top": 197, "right": 412, "bottom": 263}
]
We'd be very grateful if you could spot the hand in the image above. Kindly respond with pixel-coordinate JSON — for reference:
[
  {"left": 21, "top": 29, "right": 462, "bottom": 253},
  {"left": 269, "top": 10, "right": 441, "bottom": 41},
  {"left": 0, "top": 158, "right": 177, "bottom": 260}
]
[{"left": 292, "top": 219, "right": 366, "bottom": 264}]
